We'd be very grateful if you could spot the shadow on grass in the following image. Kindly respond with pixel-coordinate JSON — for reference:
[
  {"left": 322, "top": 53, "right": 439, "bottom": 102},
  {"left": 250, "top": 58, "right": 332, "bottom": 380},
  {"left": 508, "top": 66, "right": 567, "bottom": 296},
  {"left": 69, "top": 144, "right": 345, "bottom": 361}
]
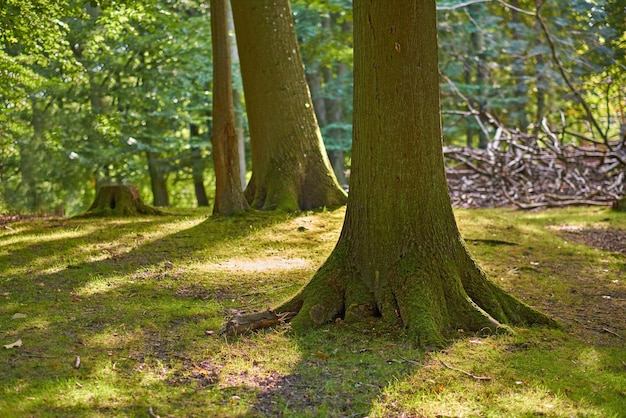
[{"left": 1, "top": 209, "right": 625, "bottom": 417}]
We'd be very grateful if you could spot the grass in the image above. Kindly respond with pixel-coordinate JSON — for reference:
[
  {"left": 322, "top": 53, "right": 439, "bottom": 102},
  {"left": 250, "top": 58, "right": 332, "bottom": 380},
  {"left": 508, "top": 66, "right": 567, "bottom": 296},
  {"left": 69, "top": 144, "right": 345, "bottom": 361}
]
[{"left": 1, "top": 206, "right": 625, "bottom": 417}]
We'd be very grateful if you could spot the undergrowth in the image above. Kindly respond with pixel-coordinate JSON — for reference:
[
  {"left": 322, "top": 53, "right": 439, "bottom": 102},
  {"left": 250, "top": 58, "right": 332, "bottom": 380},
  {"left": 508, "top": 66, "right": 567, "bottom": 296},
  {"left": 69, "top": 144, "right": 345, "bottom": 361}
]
[{"left": 1, "top": 206, "right": 624, "bottom": 417}]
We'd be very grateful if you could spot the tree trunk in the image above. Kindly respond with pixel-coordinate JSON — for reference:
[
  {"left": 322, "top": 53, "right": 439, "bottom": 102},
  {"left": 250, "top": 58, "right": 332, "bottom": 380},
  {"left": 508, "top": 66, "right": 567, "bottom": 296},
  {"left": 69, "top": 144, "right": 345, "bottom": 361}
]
[
  {"left": 210, "top": 0, "right": 249, "bottom": 215},
  {"left": 231, "top": 0, "right": 347, "bottom": 211},
  {"left": 190, "top": 124, "right": 209, "bottom": 207},
  {"left": 20, "top": 95, "right": 44, "bottom": 212},
  {"left": 225, "top": 0, "right": 555, "bottom": 347},
  {"left": 146, "top": 151, "right": 169, "bottom": 207},
  {"left": 84, "top": 185, "right": 160, "bottom": 216},
  {"left": 469, "top": 3, "right": 489, "bottom": 149},
  {"left": 227, "top": 2, "right": 248, "bottom": 190},
  {"left": 510, "top": 0, "right": 529, "bottom": 132}
]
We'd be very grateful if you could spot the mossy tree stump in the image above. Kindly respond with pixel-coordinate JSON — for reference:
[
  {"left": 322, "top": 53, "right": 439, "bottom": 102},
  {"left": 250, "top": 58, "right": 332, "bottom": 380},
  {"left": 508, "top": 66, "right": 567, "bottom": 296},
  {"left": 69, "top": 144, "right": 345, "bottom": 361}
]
[{"left": 85, "top": 185, "right": 161, "bottom": 217}]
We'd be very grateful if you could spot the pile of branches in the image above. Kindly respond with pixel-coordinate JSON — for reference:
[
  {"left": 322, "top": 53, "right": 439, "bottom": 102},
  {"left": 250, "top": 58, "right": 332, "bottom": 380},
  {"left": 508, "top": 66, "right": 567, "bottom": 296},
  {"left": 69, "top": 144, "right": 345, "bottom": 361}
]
[{"left": 444, "top": 131, "right": 626, "bottom": 209}]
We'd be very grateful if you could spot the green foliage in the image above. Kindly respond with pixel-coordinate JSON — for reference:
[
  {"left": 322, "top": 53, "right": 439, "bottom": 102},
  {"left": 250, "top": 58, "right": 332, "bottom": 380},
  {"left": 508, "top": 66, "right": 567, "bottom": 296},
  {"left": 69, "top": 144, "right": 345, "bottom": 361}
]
[
  {"left": 0, "top": 0, "right": 214, "bottom": 214},
  {"left": 1, "top": 0, "right": 623, "bottom": 212}
]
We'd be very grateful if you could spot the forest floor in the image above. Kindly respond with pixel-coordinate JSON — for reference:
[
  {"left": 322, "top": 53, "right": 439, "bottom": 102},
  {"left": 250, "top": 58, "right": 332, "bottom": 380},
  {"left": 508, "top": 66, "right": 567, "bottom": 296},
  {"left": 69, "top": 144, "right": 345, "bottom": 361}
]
[{"left": 0, "top": 206, "right": 624, "bottom": 417}]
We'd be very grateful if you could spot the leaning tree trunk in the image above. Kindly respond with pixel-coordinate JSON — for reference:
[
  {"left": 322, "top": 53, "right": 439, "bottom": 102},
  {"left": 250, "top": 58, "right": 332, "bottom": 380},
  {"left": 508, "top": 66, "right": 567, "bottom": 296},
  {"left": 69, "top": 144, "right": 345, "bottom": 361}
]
[
  {"left": 224, "top": 0, "right": 554, "bottom": 348},
  {"left": 211, "top": 0, "right": 249, "bottom": 215},
  {"left": 84, "top": 185, "right": 161, "bottom": 217},
  {"left": 231, "top": 0, "right": 347, "bottom": 211}
]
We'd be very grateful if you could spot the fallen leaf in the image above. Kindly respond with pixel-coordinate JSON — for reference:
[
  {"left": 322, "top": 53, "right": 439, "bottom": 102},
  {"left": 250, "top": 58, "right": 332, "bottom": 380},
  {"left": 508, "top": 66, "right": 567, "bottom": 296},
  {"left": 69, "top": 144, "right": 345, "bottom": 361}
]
[
  {"left": 4, "top": 339, "right": 23, "bottom": 349},
  {"left": 313, "top": 351, "right": 329, "bottom": 360},
  {"left": 11, "top": 313, "right": 27, "bottom": 319}
]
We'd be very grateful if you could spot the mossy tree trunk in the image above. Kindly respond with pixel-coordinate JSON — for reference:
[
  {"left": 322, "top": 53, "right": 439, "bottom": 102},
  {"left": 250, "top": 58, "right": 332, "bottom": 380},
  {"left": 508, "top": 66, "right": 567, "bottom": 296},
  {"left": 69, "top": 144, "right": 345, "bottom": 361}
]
[
  {"left": 211, "top": 0, "right": 249, "bottom": 215},
  {"left": 237, "top": 0, "right": 555, "bottom": 347},
  {"left": 231, "top": 0, "right": 347, "bottom": 211},
  {"left": 85, "top": 185, "right": 160, "bottom": 216}
]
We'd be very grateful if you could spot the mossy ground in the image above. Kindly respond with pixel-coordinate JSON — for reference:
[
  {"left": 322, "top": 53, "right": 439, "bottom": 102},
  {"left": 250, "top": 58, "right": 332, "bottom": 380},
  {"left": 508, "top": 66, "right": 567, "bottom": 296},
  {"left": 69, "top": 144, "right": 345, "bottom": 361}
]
[{"left": 1, "top": 206, "right": 624, "bottom": 417}]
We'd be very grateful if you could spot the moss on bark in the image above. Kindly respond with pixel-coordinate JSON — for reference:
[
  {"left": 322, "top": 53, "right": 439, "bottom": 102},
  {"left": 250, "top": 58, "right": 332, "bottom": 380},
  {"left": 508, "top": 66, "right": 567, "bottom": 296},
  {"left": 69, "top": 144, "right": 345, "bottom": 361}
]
[{"left": 273, "top": 238, "right": 555, "bottom": 348}]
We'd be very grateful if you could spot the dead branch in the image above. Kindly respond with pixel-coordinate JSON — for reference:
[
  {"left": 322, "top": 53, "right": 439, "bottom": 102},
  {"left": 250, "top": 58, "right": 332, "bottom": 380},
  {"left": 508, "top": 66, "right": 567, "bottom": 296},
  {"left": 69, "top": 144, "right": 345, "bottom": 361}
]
[
  {"left": 439, "top": 360, "right": 492, "bottom": 381},
  {"left": 220, "top": 310, "right": 297, "bottom": 336}
]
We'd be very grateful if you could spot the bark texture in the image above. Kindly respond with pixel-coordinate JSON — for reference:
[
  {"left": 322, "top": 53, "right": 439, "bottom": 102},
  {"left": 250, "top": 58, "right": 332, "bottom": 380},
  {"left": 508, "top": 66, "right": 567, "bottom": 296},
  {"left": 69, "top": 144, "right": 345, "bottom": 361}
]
[
  {"left": 210, "top": 0, "right": 249, "bottom": 215},
  {"left": 231, "top": 0, "right": 347, "bottom": 211},
  {"left": 228, "top": 0, "right": 555, "bottom": 347}
]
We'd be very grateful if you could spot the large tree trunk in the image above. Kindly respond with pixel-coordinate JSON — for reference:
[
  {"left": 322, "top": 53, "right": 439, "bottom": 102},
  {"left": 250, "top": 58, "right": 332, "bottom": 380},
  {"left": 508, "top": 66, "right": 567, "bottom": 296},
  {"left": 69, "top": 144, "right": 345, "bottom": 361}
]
[
  {"left": 210, "top": 0, "right": 249, "bottom": 215},
  {"left": 225, "top": 0, "right": 555, "bottom": 347},
  {"left": 231, "top": 0, "right": 347, "bottom": 211}
]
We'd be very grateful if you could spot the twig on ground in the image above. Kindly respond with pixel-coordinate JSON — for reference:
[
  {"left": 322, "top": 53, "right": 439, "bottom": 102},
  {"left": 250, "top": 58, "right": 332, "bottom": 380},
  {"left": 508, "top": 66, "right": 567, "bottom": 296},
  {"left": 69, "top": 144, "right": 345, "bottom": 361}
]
[
  {"left": 602, "top": 328, "right": 623, "bottom": 339},
  {"left": 148, "top": 406, "right": 160, "bottom": 418},
  {"left": 439, "top": 360, "right": 492, "bottom": 381}
]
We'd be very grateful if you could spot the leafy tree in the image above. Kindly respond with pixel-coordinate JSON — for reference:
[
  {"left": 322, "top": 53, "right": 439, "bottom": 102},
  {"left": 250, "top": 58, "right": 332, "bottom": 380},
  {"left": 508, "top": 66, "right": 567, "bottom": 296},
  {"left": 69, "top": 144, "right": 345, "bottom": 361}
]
[{"left": 231, "top": 0, "right": 347, "bottom": 211}]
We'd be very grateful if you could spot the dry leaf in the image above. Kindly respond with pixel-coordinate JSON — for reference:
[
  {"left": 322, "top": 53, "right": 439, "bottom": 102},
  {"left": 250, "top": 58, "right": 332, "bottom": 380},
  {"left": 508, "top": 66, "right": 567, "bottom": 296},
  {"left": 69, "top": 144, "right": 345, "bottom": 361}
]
[
  {"left": 313, "top": 351, "right": 329, "bottom": 360},
  {"left": 11, "top": 313, "right": 27, "bottom": 319},
  {"left": 4, "top": 339, "right": 23, "bottom": 349}
]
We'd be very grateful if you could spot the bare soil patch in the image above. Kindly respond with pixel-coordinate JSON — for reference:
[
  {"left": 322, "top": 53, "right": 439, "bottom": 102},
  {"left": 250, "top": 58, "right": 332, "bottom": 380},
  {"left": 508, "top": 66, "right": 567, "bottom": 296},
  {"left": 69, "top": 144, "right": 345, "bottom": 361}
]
[
  {"left": 555, "top": 226, "right": 626, "bottom": 256},
  {"left": 543, "top": 225, "right": 626, "bottom": 346}
]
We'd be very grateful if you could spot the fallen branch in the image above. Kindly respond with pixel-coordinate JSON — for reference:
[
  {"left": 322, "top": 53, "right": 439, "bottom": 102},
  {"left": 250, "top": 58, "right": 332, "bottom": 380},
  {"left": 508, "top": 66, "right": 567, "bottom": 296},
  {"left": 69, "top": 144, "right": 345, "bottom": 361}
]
[
  {"left": 220, "top": 310, "right": 297, "bottom": 336},
  {"left": 602, "top": 328, "right": 623, "bottom": 339},
  {"left": 439, "top": 360, "right": 492, "bottom": 381}
]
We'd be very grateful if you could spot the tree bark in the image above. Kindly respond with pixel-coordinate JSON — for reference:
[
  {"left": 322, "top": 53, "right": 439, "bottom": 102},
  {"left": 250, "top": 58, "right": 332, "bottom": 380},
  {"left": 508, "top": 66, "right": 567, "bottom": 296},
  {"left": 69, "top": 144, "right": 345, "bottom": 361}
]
[
  {"left": 231, "top": 0, "right": 347, "bottom": 211},
  {"left": 227, "top": 2, "right": 247, "bottom": 190},
  {"left": 210, "top": 0, "right": 249, "bottom": 215},
  {"left": 227, "top": 0, "right": 556, "bottom": 347}
]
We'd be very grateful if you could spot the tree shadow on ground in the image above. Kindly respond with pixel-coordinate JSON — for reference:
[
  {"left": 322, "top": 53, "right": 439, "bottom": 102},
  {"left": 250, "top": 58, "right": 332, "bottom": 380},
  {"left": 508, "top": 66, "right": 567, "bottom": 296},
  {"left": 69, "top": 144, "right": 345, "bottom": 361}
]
[{"left": 2, "top": 210, "right": 625, "bottom": 417}]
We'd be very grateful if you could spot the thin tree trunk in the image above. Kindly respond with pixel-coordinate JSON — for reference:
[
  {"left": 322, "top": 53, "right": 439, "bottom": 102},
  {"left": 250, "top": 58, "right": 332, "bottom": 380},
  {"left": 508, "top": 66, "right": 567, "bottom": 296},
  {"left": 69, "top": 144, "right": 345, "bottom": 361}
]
[
  {"left": 227, "top": 2, "right": 247, "bottom": 190},
  {"left": 510, "top": 0, "right": 529, "bottom": 132},
  {"left": 190, "top": 123, "right": 209, "bottom": 207},
  {"left": 146, "top": 151, "right": 169, "bottom": 207},
  {"left": 19, "top": 95, "right": 44, "bottom": 212},
  {"left": 211, "top": 0, "right": 249, "bottom": 215}
]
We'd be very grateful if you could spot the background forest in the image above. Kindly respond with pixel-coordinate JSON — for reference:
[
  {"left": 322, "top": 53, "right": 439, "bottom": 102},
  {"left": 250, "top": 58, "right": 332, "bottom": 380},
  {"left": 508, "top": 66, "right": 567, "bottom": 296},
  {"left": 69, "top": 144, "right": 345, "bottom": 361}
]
[{"left": 1, "top": 0, "right": 625, "bottom": 215}]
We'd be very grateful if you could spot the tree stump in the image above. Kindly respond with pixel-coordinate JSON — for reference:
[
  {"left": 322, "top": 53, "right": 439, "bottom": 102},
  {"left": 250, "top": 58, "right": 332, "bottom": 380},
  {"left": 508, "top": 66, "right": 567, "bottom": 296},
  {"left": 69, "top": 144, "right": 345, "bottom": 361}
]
[{"left": 84, "top": 185, "right": 162, "bottom": 217}]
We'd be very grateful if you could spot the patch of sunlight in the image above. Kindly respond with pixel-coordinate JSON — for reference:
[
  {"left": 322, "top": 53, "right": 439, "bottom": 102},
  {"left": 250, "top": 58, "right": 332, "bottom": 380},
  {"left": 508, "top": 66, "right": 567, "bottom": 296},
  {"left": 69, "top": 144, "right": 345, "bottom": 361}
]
[
  {"left": 0, "top": 227, "right": 96, "bottom": 248},
  {"left": 51, "top": 376, "right": 126, "bottom": 409},
  {"left": 577, "top": 347, "right": 602, "bottom": 372},
  {"left": 74, "top": 277, "right": 124, "bottom": 297},
  {"left": 84, "top": 328, "right": 129, "bottom": 349},
  {"left": 4, "top": 316, "right": 51, "bottom": 336},
  {"left": 495, "top": 386, "right": 603, "bottom": 417},
  {"left": 199, "top": 256, "right": 313, "bottom": 274}
]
